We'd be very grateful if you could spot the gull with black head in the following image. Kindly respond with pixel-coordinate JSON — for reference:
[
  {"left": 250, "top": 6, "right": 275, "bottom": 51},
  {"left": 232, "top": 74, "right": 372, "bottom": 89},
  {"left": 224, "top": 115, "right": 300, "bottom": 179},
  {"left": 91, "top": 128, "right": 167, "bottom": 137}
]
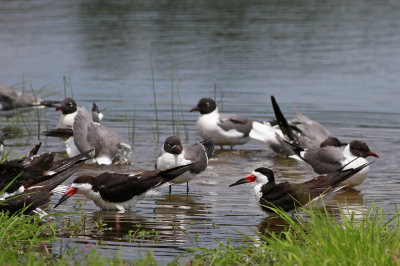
[
  {"left": 189, "top": 98, "right": 255, "bottom": 149},
  {"left": 156, "top": 136, "right": 214, "bottom": 193}
]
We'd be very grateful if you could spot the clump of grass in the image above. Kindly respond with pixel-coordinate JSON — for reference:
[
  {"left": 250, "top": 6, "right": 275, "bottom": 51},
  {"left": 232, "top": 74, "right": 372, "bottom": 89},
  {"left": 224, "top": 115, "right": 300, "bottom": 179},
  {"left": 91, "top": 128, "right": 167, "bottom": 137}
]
[
  {"left": 0, "top": 211, "right": 55, "bottom": 264},
  {"left": 182, "top": 204, "right": 400, "bottom": 265}
]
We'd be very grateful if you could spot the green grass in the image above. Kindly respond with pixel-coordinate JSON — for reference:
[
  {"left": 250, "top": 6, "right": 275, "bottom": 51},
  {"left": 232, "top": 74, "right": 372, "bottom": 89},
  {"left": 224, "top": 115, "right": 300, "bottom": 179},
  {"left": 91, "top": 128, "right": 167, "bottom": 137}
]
[{"left": 181, "top": 204, "right": 400, "bottom": 265}]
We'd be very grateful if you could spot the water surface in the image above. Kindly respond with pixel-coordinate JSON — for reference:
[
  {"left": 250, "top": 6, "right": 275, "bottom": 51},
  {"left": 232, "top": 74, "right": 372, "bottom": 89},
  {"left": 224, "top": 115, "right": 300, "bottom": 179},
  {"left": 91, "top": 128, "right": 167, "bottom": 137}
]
[{"left": 0, "top": 0, "right": 399, "bottom": 263}]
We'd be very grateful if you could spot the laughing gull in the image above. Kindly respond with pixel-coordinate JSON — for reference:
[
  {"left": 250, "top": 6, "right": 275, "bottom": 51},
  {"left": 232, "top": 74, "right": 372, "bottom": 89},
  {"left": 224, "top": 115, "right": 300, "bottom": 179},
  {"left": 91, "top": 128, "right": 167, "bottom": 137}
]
[
  {"left": 250, "top": 96, "right": 332, "bottom": 156},
  {"left": 44, "top": 98, "right": 104, "bottom": 141},
  {"left": 69, "top": 106, "right": 131, "bottom": 164},
  {"left": 54, "top": 164, "right": 195, "bottom": 211},
  {"left": 290, "top": 139, "right": 379, "bottom": 188},
  {"left": 0, "top": 84, "right": 59, "bottom": 111},
  {"left": 155, "top": 136, "right": 214, "bottom": 193},
  {"left": 189, "top": 98, "right": 255, "bottom": 148},
  {"left": 229, "top": 163, "right": 371, "bottom": 215}
]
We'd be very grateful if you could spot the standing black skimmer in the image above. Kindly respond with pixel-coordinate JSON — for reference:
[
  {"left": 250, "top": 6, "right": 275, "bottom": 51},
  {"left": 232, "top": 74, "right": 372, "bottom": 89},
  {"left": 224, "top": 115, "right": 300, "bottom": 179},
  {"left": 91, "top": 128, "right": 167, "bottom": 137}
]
[
  {"left": 54, "top": 164, "right": 195, "bottom": 211},
  {"left": 155, "top": 136, "right": 214, "bottom": 193},
  {"left": 290, "top": 139, "right": 379, "bottom": 188},
  {"left": 250, "top": 96, "right": 332, "bottom": 155},
  {"left": 189, "top": 98, "right": 255, "bottom": 149},
  {"left": 229, "top": 163, "right": 371, "bottom": 215},
  {"left": 0, "top": 144, "right": 89, "bottom": 214}
]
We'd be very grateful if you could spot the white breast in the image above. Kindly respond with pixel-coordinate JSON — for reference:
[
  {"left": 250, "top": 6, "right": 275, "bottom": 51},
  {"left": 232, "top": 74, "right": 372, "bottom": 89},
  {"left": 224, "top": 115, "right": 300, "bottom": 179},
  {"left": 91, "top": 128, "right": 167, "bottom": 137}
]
[
  {"left": 340, "top": 145, "right": 370, "bottom": 188},
  {"left": 156, "top": 150, "right": 194, "bottom": 184},
  {"left": 197, "top": 109, "right": 247, "bottom": 145},
  {"left": 57, "top": 111, "right": 77, "bottom": 129}
]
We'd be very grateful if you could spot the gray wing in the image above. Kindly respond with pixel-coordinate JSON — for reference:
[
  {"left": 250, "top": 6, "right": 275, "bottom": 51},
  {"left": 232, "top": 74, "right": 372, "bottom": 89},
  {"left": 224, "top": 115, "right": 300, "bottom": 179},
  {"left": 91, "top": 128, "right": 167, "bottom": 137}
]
[
  {"left": 73, "top": 107, "right": 94, "bottom": 156},
  {"left": 218, "top": 113, "right": 254, "bottom": 136},
  {"left": 183, "top": 143, "right": 208, "bottom": 174},
  {"left": 290, "top": 108, "right": 330, "bottom": 145},
  {"left": 86, "top": 123, "right": 125, "bottom": 158},
  {"left": 74, "top": 107, "right": 130, "bottom": 160},
  {"left": 303, "top": 146, "right": 345, "bottom": 174}
]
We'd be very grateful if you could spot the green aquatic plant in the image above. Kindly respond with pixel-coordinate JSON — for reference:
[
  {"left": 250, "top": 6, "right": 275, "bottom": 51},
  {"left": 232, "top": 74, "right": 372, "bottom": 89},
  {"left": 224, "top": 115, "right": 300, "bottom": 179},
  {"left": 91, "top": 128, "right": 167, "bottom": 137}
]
[
  {"left": 182, "top": 204, "right": 400, "bottom": 265},
  {"left": 149, "top": 43, "right": 159, "bottom": 141}
]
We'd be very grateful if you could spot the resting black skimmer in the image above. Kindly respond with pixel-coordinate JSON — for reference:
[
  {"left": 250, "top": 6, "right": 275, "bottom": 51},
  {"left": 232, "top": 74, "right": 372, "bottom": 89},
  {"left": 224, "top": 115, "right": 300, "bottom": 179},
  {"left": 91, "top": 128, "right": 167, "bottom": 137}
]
[
  {"left": 290, "top": 139, "right": 379, "bottom": 188},
  {"left": 229, "top": 164, "right": 371, "bottom": 215},
  {"left": 156, "top": 136, "right": 214, "bottom": 193},
  {"left": 0, "top": 144, "right": 88, "bottom": 214},
  {"left": 250, "top": 96, "right": 332, "bottom": 155},
  {"left": 189, "top": 98, "right": 255, "bottom": 148},
  {"left": 54, "top": 164, "right": 195, "bottom": 211}
]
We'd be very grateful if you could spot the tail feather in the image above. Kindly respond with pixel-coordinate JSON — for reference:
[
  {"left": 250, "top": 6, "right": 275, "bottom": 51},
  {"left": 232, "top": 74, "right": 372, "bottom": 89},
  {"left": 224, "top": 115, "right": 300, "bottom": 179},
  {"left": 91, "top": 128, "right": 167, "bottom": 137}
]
[
  {"left": 200, "top": 139, "right": 215, "bottom": 158},
  {"left": 159, "top": 163, "right": 197, "bottom": 182},
  {"left": 51, "top": 149, "right": 92, "bottom": 174},
  {"left": 28, "top": 143, "right": 42, "bottom": 159},
  {"left": 331, "top": 162, "right": 374, "bottom": 187},
  {"left": 271, "top": 96, "right": 298, "bottom": 144},
  {"left": 27, "top": 161, "right": 85, "bottom": 192}
]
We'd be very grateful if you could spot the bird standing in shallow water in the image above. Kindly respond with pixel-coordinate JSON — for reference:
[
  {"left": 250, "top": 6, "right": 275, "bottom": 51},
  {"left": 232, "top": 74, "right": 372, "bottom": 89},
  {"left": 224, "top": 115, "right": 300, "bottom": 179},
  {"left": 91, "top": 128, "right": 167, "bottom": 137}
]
[
  {"left": 54, "top": 164, "right": 195, "bottom": 212},
  {"left": 290, "top": 140, "right": 379, "bottom": 188},
  {"left": 229, "top": 163, "right": 371, "bottom": 215},
  {"left": 156, "top": 136, "right": 214, "bottom": 193},
  {"left": 189, "top": 98, "right": 254, "bottom": 149}
]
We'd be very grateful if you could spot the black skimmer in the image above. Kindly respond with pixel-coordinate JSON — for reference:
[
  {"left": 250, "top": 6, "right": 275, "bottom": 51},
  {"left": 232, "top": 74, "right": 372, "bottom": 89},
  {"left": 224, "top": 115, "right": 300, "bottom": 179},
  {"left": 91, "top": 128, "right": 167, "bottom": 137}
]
[
  {"left": 229, "top": 163, "right": 371, "bottom": 215},
  {"left": 54, "top": 164, "right": 195, "bottom": 211},
  {"left": 0, "top": 84, "right": 59, "bottom": 111},
  {"left": 0, "top": 143, "right": 90, "bottom": 200},
  {"left": 155, "top": 136, "right": 214, "bottom": 193},
  {"left": 189, "top": 98, "right": 255, "bottom": 149},
  {"left": 0, "top": 144, "right": 89, "bottom": 214},
  {"left": 290, "top": 139, "right": 379, "bottom": 188},
  {"left": 250, "top": 96, "right": 332, "bottom": 155}
]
